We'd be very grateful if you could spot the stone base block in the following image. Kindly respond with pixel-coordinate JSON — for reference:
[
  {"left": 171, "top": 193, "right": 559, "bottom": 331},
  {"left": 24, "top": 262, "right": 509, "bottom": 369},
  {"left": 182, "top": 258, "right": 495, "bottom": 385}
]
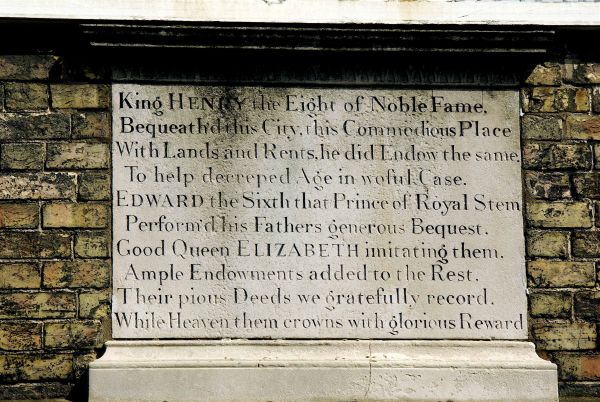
[{"left": 89, "top": 340, "right": 558, "bottom": 401}]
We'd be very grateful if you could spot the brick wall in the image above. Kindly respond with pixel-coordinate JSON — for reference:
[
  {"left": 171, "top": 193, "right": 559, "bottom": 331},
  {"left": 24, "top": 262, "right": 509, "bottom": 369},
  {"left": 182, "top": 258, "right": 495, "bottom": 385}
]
[
  {"left": 0, "top": 53, "right": 598, "bottom": 399},
  {"left": 523, "top": 61, "right": 600, "bottom": 397},
  {"left": 0, "top": 55, "right": 111, "bottom": 400}
]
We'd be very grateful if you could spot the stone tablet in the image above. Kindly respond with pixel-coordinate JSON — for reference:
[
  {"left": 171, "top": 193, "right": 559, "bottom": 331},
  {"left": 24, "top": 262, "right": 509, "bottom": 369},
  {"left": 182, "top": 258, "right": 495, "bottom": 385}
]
[{"left": 112, "top": 85, "right": 525, "bottom": 339}]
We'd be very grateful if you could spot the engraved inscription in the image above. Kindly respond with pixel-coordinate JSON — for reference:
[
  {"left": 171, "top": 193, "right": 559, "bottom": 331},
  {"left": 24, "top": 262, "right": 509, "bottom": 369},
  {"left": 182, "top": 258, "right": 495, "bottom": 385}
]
[{"left": 112, "top": 85, "right": 526, "bottom": 339}]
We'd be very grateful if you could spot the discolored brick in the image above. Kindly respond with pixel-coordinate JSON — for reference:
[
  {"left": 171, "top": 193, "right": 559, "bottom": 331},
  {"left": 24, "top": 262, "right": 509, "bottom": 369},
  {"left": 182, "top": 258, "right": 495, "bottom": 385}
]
[
  {"left": 0, "top": 55, "right": 59, "bottom": 80},
  {"left": 0, "top": 262, "right": 40, "bottom": 289},
  {"left": 525, "top": 63, "right": 562, "bottom": 86},
  {"left": 0, "top": 113, "right": 69, "bottom": 140},
  {"left": 575, "top": 291, "right": 600, "bottom": 320},
  {"left": 522, "top": 87, "right": 589, "bottom": 113},
  {"left": 43, "top": 202, "right": 109, "bottom": 228},
  {"left": 566, "top": 115, "right": 600, "bottom": 141},
  {"left": 526, "top": 201, "right": 592, "bottom": 228},
  {"left": 524, "top": 171, "right": 570, "bottom": 199},
  {"left": 72, "top": 111, "right": 110, "bottom": 139},
  {"left": 572, "top": 231, "right": 600, "bottom": 258},
  {"left": 46, "top": 142, "right": 109, "bottom": 169},
  {"left": 522, "top": 114, "right": 563, "bottom": 140},
  {"left": 565, "top": 63, "right": 600, "bottom": 84},
  {"left": 51, "top": 84, "right": 109, "bottom": 109},
  {"left": 0, "top": 232, "right": 71, "bottom": 259},
  {"left": 79, "top": 290, "right": 111, "bottom": 319},
  {"left": 555, "top": 353, "right": 600, "bottom": 381},
  {"left": 523, "top": 142, "right": 591, "bottom": 170},
  {"left": 558, "top": 382, "right": 600, "bottom": 397},
  {"left": 530, "top": 291, "right": 572, "bottom": 318},
  {"left": 527, "top": 260, "right": 595, "bottom": 288},
  {"left": 0, "top": 322, "right": 42, "bottom": 350},
  {"left": 593, "top": 87, "right": 600, "bottom": 113},
  {"left": 75, "top": 231, "right": 110, "bottom": 258},
  {"left": 79, "top": 171, "right": 110, "bottom": 200},
  {"left": 531, "top": 321, "right": 596, "bottom": 350},
  {"left": 526, "top": 230, "right": 569, "bottom": 258},
  {"left": 74, "top": 351, "right": 98, "bottom": 378},
  {"left": 0, "top": 172, "right": 76, "bottom": 200},
  {"left": 573, "top": 173, "right": 600, "bottom": 198},
  {"left": 0, "top": 353, "right": 72, "bottom": 381},
  {"left": 0, "top": 292, "right": 76, "bottom": 319},
  {"left": 5, "top": 82, "right": 48, "bottom": 111},
  {"left": 0, "top": 382, "right": 72, "bottom": 400},
  {"left": 0, "top": 203, "right": 38, "bottom": 228},
  {"left": 45, "top": 320, "right": 103, "bottom": 349},
  {"left": 43, "top": 259, "right": 110, "bottom": 288},
  {"left": 0, "top": 143, "right": 45, "bottom": 170}
]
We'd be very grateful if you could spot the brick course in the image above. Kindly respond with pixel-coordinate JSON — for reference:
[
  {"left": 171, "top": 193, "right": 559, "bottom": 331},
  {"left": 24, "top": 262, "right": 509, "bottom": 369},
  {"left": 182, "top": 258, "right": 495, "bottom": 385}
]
[
  {"left": 525, "top": 57, "right": 600, "bottom": 399},
  {"left": 0, "top": 54, "right": 111, "bottom": 399}
]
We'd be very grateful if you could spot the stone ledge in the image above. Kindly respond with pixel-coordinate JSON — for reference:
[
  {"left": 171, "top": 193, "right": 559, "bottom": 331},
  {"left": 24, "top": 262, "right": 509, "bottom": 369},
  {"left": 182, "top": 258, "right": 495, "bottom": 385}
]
[{"left": 89, "top": 340, "right": 558, "bottom": 401}]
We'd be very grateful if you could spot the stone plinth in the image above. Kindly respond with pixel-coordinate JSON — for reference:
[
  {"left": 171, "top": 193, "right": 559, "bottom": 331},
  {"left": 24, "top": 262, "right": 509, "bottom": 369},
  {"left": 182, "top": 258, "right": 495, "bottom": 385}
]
[{"left": 89, "top": 340, "right": 557, "bottom": 401}]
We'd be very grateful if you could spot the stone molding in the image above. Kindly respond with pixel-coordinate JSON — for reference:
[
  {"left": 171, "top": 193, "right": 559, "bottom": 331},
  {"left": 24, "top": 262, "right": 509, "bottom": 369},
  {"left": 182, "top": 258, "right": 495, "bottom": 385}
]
[{"left": 0, "top": 0, "right": 598, "bottom": 26}]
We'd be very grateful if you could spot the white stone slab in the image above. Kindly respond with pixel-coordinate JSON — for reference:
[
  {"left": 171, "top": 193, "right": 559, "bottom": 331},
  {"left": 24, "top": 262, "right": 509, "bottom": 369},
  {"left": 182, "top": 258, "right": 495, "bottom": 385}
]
[
  {"left": 112, "top": 86, "right": 527, "bottom": 340},
  {"left": 111, "top": 86, "right": 526, "bottom": 339},
  {"left": 89, "top": 340, "right": 558, "bottom": 401}
]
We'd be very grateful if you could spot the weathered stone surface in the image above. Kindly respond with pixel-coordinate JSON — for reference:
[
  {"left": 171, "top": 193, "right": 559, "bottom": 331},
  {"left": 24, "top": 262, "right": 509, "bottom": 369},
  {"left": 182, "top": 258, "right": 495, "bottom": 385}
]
[
  {"left": 526, "top": 230, "right": 569, "bottom": 258},
  {"left": 0, "top": 143, "right": 45, "bottom": 170},
  {"left": 529, "top": 291, "right": 572, "bottom": 318},
  {"left": 526, "top": 201, "right": 592, "bottom": 228},
  {"left": 572, "top": 231, "right": 600, "bottom": 258},
  {"left": 522, "top": 114, "right": 563, "bottom": 140},
  {"left": 44, "top": 320, "right": 103, "bottom": 349},
  {"left": 72, "top": 111, "right": 110, "bottom": 139},
  {"left": 523, "top": 142, "right": 592, "bottom": 170},
  {"left": 79, "top": 171, "right": 110, "bottom": 200},
  {"left": 42, "top": 202, "right": 109, "bottom": 228},
  {"left": 522, "top": 87, "right": 589, "bottom": 112},
  {"left": 5, "top": 83, "right": 48, "bottom": 111},
  {"left": 46, "top": 142, "right": 109, "bottom": 169},
  {"left": 566, "top": 115, "right": 600, "bottom": 141},
  {"left": 0, "top": 292, "right": 76, "bottom": 318},
  {"left": 51, "top": 84, "right": 109, "bottom": 109},
  {"left": 524, "top": 171, "right": 570, "bottom": 199},
  {"left": 575, "top": 291, "right": 600, "bottom": 320},
  {"left": 0, "top": 322, "right": 42, "bottom": 350},
  {"left": 0, "top": 55, "right": 59, "bottom": 80},
  {"left": 555, "top": 353, "right": 600, "bottom": 381},
  {"left": 573, "top": 173, "right": 600, "bottom": 198},
  {"left": 74, "top": 231, "right": 110, "bottom": 258},
  {"left": 0, "top": 203, "right": 39, "bottom": 228},
  {"left": 0, "top": 172, "right": 76, "bottom": 200},
  {"left": 531, "top": 321, "right": 596, "bottom": 350},
  {"left": 0, "top": 232, "right": 71, "bottom": 259},
  {"left": 527, "top": 260, "right": 595, "bottom": 288},
  {"left": 0, "top": 353, "right": 72, "bottom": 381},
  {"left": 0, "top": 113, "right": 69, "bottom": 140},
  {"left": 43, "top": 259, "right": 110, "bottom": 288},
  {"left": 525, "top": 63, "right": 561, "bottom": 86},
  {"left": 79, "top": 290, "right": 111, "bottom": 319},
  {"left": 0, "top": 262, "right": 40, "bottom": 289},
  {"left": 596, "top": 144, "right": 600, "bottom": 170},
  {"left": 565, "top": 63, "right": 600, "bottom": 84}
]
